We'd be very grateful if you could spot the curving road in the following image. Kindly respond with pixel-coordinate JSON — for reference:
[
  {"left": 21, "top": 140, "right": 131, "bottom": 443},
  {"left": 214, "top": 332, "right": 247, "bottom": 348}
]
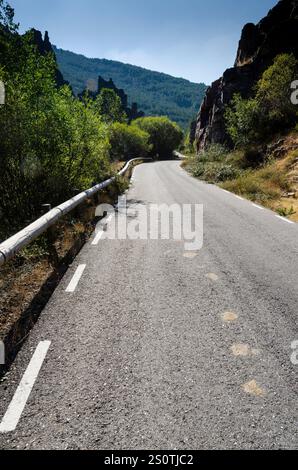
[{"left": 0, "top": 160, "right": 297, "bottom": 450}]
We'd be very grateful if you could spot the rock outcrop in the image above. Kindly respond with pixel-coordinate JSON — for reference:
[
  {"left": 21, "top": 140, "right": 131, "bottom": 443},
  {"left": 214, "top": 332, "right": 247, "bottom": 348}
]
[
  {"left": 25, "top": 29, "right": 68, "bottom": 88},
  {"left": 195, "top": 0, "right": 298, "bottom": 151},
  {"left": 80, "top": 75, "right": 145, "bottom": 121}
]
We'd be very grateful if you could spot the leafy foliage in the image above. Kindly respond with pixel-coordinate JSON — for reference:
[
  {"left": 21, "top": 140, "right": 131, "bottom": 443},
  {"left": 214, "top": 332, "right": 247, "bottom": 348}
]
[
  {"left": 132, "top": 116, "right": 184, "bottom": 159},
  {"left": 53, "top": 46, "right": 207, "bottom": 129},
  {"left": 186, "top": 144, "right": 240, "bottom": 182},
  {"left": 109, "top": 123, "right": 151, "bottom": 161},
  {"left": 0, "top": 0, "right": 18, "bottom": 32},
  {"left": 225, "top": 94, "right": 260, "bottom": 148},
  {"left": 92, "top": 88, "right": 126, "bottom": 124},
  {"left": 255, "top": 53, "right": 298, "bottom": 133},
  {"left": 0, "top": 19, "right": 110, "bottom": 240},
  {"left": 225, "top": 54, "right": 298, "bottom": 148}
]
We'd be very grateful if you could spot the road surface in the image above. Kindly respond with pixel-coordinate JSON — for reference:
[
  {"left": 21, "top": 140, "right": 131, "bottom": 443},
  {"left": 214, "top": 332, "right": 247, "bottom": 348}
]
[{"left": 0, "top": 160, "right": 297, "bottom": 450}]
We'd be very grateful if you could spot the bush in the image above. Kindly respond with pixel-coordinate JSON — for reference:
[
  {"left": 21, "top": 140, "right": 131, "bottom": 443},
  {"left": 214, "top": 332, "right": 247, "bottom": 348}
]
[
  {"left": 198, "top": 144, "right": 228, "bottom": 162},
  {"left": 189, "top": 144, "right": 239, "bottom": 182},
  {"left": 255, "top": 53, "right": 298, "bottom": 131},
  {"left": 224, "top": 94, "right": 260, "bottom": 148},
  {"left": 225, "top": 54, "right": 298, "bottom": 149},
  {"left": 92, "top": 88, "right": 126, "bottom": 124},
  {"left": 0, "top": 24, "right": 111, "bottom": 239},
  {"left": 242, "top": 148, "right": 265, "bottom": 168},
  {"left": 108, "top": 122, "right": 151, "bottom": 161},
  {"left": 215, "top": 164, "right": 239, "bottom": 182},
  {"left": 132, "top": 116, "right": 184, "bottom": 159}
]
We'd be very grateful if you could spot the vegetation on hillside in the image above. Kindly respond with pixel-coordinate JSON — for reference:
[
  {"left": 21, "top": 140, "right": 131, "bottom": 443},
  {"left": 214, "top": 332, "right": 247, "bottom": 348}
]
[
  {"left": 0, "top": 1, "right": 184, "bottom": 241},
  {"left": 109, "top": 123, "right": 152, "bottom": 161},
  {"left": 184, "top": 54, "right": 298, "bottom": 220},
  {"left": 225, "top": 54, "right": 298, "bottom": 148},
  {"left": 133, "top": 117, "right": 184, "bottom": 160},
  {"left": 53, "top": 46, "right": 207, "bottom": 129}
]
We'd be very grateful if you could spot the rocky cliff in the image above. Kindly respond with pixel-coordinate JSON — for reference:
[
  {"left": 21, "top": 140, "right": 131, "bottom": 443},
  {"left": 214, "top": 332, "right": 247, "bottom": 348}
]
[
  {"left": 25, "top": 29, "right": 68, "bottom": 88},
  {"left": 79, "top": 75, "right": 145, "bottom": 121},
  {"left": 195, "top": 0, "right": 298, "bottom": 151}
]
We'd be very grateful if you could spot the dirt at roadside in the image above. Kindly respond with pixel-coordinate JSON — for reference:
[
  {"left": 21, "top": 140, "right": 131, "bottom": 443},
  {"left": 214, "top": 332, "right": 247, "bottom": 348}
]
[{"left": 0, "top": 161, "right": 135, "bottom": 373}]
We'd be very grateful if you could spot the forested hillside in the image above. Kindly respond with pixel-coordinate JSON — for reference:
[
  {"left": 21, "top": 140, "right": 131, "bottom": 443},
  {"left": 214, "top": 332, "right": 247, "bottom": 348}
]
[{"left": 54, "top": 46, "right": 207, "bottom": 129}]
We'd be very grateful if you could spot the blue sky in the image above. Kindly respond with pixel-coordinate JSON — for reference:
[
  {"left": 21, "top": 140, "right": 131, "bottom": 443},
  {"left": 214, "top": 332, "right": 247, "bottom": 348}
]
[{"left": 10, "top": 0, "right": 278, "bottom": 84}]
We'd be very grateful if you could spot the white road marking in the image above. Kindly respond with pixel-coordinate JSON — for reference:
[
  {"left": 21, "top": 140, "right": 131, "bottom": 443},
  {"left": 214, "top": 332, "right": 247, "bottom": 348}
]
[
  {"left": 106, "top": 214, "right": 113, "bottom": 224},
  {"left": 65, "top": 264, "right": 86, "bottom": 292},
  {"left": 252, "top": 203, "right": 264, "bottom": 210},
  {"left": 92, "top": 213, "right": 114, "bottom": 245},
  {"left": 92, "top": 230, "right": 104, "bottom": 245},
  {"left": 275, "top": 215, "right": 294, "bottom": 224},
  {"left": 221, "top": 189, "right": 244, "bottom": 200},
  {"left": 0, "top": 341, "right": 51, "bottom": 433}
]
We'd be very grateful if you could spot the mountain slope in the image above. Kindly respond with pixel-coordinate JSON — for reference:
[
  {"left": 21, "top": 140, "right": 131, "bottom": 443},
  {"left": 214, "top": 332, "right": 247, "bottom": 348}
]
[{"left": 53, "top": 46, "right": 207, "bottom": 129}]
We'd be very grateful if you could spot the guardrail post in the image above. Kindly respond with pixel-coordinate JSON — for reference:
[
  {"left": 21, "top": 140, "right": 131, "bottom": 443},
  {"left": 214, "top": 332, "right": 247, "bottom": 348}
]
[{"left": 41, "top": 204, "right": 59, "bottom": 267}]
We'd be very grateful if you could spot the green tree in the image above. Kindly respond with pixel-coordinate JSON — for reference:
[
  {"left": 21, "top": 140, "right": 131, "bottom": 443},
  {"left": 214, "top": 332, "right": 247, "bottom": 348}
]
[
  {"left": 224, "top": 94, "right": 260, "bottom": 148},
  {"left": 255, "top": 53, "right": 298, "bottom": 130},
  {"left": 109, "top": 122, "right": 151, "bottom": 161},
  {"left": 225, "top": 54, "right": 298, "bottom": 148},
  {"left": 132, "top": 116, "right": 184, "bottom": 159},
  {"left": 0, "top": 0, "right": 18, "bottom": 32},
  {"left": 0, "top": 33, "right": 110, "bottom": 239},
  {"left": 93, "top": 88, "right": 126, "bottom": 124}
]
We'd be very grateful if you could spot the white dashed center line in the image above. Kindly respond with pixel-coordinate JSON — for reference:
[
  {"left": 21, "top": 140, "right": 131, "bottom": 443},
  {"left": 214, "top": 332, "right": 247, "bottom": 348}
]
[
  {"left": 65, "top": 264, "right": 86, "bottom": 292},
  {"left": 0, "top": 341, "right": 51, "bottom": 433},
  {"left": 92, "top": 229, "right": 104, "bottom": 245}
]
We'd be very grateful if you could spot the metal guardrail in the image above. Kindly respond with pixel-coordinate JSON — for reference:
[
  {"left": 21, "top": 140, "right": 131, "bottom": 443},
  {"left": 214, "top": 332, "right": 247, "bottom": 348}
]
[
  {"left": 0, "top": 158, "right": 151, "bottom": 266},
  {"left": 173, "top": 151, "right": 186, "bottom": 159}
]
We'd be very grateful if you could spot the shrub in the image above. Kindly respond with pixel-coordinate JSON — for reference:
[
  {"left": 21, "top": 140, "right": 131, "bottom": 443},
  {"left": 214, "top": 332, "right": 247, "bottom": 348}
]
[
  {"left": 225, "top": 54, "right": 298, "bottom": 149},
  {"left": 224, "top": 94, "right": 260, "bottom": 148},
  {"left": 0, "top": 25, "right": 111, "bottom": 239},
  {"left": 255, "top": 53, "right": 298, "bottom": 131},
  {"left": 198, "top": 144, "right": 228, "bottom": 162},
  {"left": 215, "top": 164, "right": 239, "bottom": 182},
  {"left": 108, "top": 122, "right": 151, "bottom": 161},
  {"left": 92, "top": 88, "right": 126, "bottom": 124},
  {"left": 132, "top": 116, "right": 184, "bottom": 159},
  {"left": 242, "top": 148, "right": 265, "bottom": 168}
]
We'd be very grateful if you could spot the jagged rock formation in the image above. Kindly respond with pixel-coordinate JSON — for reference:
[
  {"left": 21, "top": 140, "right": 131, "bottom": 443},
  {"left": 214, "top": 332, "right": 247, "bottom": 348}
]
[
  {"left": 97, "top": 76, "right": 144, "bottom": 120},
  {"left": 195, "top": 0, "right": 298, "bottom": 151},
  {"left": 80, "top": 76, "right": 145, "bottom": 121},
  {"left": 25, "top": 29, "right": 68, "bottom": 88}
]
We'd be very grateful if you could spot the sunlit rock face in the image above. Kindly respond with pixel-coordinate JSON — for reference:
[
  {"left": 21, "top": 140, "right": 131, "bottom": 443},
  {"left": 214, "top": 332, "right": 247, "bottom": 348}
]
[{"left": 195, "top": 0, "right": 298, "bottom": 152}]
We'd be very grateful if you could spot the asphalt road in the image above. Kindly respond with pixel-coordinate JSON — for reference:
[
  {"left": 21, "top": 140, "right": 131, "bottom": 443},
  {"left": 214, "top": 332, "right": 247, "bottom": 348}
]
[{"left": 0, "top": 160, "right": 297, "bottom": 450}]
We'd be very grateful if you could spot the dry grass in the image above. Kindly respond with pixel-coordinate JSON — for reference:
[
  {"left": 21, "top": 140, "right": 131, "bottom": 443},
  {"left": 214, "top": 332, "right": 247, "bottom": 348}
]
[
  {"left": 221, "top": 149, "right": 298, "bottom": 221},
  {"left": 0, "top": 161, "right": 136, "bottom": 369},
  {"left": 183, "top": 135, "right": 298, "bottom": 222}
]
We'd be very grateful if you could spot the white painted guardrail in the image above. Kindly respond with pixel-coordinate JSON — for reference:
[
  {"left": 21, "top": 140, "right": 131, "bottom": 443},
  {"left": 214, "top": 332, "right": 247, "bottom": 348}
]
[{"left": 0, "top": 158, "right": 151, "bottom": 266}]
